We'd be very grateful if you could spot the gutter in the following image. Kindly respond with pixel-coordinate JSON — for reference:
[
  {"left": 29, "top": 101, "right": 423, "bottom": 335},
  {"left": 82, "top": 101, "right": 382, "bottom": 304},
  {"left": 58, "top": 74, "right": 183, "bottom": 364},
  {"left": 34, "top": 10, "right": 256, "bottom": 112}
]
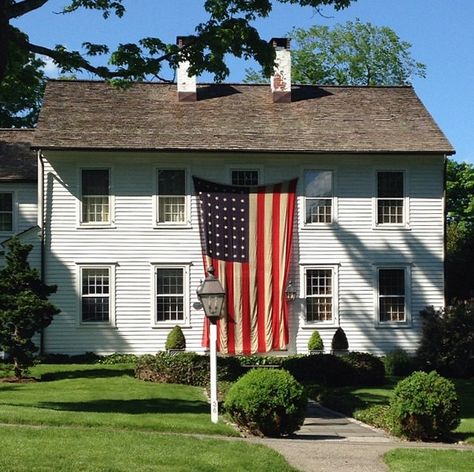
[
  {"left": 443, "top": 154, "right": 448, "bottom": 307},
  {"left": 37, "top": 150, "right": 46, "bottom": 355}
]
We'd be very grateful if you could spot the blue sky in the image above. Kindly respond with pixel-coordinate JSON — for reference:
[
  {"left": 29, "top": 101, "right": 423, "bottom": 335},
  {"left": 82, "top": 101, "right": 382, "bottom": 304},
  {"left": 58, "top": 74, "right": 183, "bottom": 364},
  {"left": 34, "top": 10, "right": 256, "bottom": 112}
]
[{"left": 13, "top": 0, "right": 474, "bottom": 163}]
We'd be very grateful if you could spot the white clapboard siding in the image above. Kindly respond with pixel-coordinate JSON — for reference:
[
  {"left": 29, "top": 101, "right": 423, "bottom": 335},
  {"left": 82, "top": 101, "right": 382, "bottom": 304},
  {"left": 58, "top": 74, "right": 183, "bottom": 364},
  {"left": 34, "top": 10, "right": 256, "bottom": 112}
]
[{"left": 41, "top": 151, "right": 445, "bottom": 355}]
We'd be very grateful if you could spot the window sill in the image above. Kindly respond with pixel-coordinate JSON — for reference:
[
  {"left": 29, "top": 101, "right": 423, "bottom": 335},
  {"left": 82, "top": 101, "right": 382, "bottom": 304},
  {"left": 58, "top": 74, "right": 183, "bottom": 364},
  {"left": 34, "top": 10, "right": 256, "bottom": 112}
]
[
  {"left": 301, "top": 322, "right": 338, "bottom": 329},
  {"left": 77, "top": 224, "right": 117, "bottom": 230},
  {"left": 153, "top": 223, "right": 193, "bottom": 230},
  {"left": 300, "top": 223, "right": 338, "bottom": 231},
  {"left": 151, "top": 323, "right": 191, "bottom": 329},
  {"left": 375, "top": 321, "right": 412, "bottom": 329},
  {"left": 372, "top": 225, "right": 411, "bottom": 231},
  {"left": 77, "top": 323, "right": 117, "bottom": 328}
]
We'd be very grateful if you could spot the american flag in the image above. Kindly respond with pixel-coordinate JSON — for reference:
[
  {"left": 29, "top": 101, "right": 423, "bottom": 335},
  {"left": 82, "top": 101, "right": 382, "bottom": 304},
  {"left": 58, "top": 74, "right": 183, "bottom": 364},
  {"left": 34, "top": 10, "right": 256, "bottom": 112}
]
[{"left": 193, "top": 177, "right": 297, "bottom": 354}]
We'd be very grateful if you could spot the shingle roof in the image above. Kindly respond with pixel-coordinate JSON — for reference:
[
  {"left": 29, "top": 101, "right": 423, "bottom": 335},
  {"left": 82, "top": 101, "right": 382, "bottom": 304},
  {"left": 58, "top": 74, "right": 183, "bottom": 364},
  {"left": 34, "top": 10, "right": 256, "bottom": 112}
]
[
  {"left": 0, "top": 129, "right": 36, "bottom": 181},
  {"left": 34, "top": 80, "right": 454, "bottom": 155}
]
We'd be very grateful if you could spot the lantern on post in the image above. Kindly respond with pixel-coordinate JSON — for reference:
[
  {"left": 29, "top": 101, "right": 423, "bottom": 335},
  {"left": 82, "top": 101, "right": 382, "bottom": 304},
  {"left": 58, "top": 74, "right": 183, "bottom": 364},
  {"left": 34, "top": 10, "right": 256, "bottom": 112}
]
[
  {"left": 196, "top": 266, "right": 225, "bottom": 423},
  {"left": 285, "top": 280, "right": 297, "bottom": 302}
]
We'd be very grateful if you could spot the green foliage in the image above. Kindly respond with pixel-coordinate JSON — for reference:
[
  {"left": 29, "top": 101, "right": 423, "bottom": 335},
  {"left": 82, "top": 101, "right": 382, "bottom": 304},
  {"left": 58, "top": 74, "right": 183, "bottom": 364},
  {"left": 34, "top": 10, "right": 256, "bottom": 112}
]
[
  {"left": 281, "top": 354, "right": 351, "bottom": 386},
  {"left": 341, "top": 352, "right": 385, "bottom": 385},
  {"left": 331, "top": 327, "right": 348, "bottom": 351},
  {"left": 308, "top": 330, "right": 324, "bottom": 351},
  {"left": 390, "top": 371, "right": 460, "bottom": 441},
  {"left": 135, "top": 352, "right": 243, "bottom": 386},
  {"left": 417, "top": 303, "right": 474, "bottom": 378},
  {"left": 237, "top": 355, "right": 286, "bottom": 366},
  {"left": 1, "top": 1, "right": 355, "bottom": 85},
  {"left": 99, "top": 352, "right": 139, "bottom": 365},
  {"left": 0, "top": 238, "right": 60, "bottom": 378},
  {"left": 40, "top": 351, "right": 102, "bottom": 364},
  {"left": 383, "top": 349, "right": 417, "bottom": 377},
  {"left": 165, "top": 325, "right": 186, "bottom": 350},
  {"left": 354, "top": 404, "right": 395, "bottom": 431},
  {"left": 224, "top": 369, "right": 307, "bottom": 436},
  {"left": 245, "top": 19, "right": 425, "bottom": 85},
  {"left": 446, "top": 159, "right": 474, "bottom": 301}
]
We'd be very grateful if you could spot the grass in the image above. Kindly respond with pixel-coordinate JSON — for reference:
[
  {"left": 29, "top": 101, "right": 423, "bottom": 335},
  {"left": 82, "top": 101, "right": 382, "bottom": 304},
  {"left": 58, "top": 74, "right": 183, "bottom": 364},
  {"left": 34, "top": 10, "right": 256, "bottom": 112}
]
[
  {"left": 0, "top": 363, "right": 235, "bottom": 436},
  {"left": 384, "top": 449, "right": 474, "bottom": 472},
  {"left": 319, "top": 378, "right": 474, "bottom": 443},
  {"left": 0, "top": 425, "right": 298, "bottom": 472},
  {"left": 0, "top": 363, "right": 299, "bottom": 472}
]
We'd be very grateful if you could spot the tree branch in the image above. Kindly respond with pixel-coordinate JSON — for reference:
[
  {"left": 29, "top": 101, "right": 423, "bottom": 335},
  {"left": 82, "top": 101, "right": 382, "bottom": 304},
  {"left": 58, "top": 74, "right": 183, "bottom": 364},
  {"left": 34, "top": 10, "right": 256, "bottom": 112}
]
[{"left": 7, "top": 0, "right": 49, "bottom": 19}]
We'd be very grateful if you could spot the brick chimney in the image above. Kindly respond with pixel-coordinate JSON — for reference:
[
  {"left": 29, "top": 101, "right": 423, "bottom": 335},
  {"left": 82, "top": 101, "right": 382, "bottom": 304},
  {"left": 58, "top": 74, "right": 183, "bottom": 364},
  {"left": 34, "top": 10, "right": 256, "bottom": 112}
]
[
  {"left": 176, "top": 36, "right": 197, "bottom": 102},
  {"left": 270, "top": 38, "right": 291, "bottom": 103}
]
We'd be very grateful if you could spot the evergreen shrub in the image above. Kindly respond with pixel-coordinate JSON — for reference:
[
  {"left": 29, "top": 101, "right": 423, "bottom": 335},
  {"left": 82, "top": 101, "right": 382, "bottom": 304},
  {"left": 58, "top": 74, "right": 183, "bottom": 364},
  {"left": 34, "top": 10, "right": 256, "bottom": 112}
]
[
  {"left": 383, "top": 349, "right": 417, "bottom": 377},
  {"left": 224, "top": 369, "right": 307, "bottom": 436},
  {"left": 308, "top": 330, "right": 324, "bottom": 351},
  {"left": 331, "top": 327, "right": 349, "bottom": 351},
  {"left": 341, "top": 352, "right": 385, "bottom": 385},
  {"left": 165, "top": 325, "right": 186, "bottom": 351},
  {"left": 390, "top": 371, "right": 460, "bottom": 441}
]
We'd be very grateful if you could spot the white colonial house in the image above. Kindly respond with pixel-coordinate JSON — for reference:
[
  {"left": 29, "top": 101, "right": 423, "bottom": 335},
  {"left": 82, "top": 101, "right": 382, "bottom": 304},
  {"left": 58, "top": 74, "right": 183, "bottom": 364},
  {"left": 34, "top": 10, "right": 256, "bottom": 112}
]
[{"left": 1, "top": 39, "right": 454, "bottom": 356}]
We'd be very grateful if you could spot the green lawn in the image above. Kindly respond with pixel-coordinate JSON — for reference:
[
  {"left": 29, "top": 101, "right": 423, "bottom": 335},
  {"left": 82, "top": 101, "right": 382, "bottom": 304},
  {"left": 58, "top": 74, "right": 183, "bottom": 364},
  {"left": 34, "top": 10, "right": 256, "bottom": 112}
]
[
  {"left": 320, "top": 378, "right": 474, "bottom": 443},
  {"left": 384, "top": 449, "right": 474, "bottom": 472},
  {"left": 0, "top": 363, "right": 300, "bottom": 472}
]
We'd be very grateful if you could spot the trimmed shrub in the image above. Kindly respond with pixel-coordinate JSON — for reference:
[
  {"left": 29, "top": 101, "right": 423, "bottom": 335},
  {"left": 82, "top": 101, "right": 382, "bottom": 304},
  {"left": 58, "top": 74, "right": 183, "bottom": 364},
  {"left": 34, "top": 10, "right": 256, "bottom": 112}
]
[
  {"left": 308, "top": 330, "right": 324, "bottom": 352},
  {"left": 418, "top": 302, "right": 474, "bottom": 378},
  {"left": 237, "top": 355, "right": 286, "bottom": 367},
  {"left": 165, "top": 325, "right": 186, "bottom": 351},
  {"left": 135, "top": 352, "right": 243, "bottom": 386},
  {"left": 331, "top": 327, "right": 349, "bottom": 351},
  {"left": 99, "top": 353, "right": 139, "bottom": 365},
  {"left": 224, "top": 369, "right": 307, "bottom": 436},
  {"left": 354, "top": 404, "right": 395, "bottom": 432},
  {"left": 341, "top": 352, "right": 385, "bottom": 385},
  {"left": 383, "top": 349, "right": 417, "bottom": 377},
  {"left": 390, "top": 371, "right": 460, "bottom": 441},
  {"left": 281, "top": 354, "right": 351, "bottom": 387}
]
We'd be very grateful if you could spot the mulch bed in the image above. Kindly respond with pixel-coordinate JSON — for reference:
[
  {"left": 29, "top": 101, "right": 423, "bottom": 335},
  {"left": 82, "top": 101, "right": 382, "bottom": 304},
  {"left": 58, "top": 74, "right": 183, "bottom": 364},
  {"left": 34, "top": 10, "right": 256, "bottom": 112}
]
[{"left": 0, "top": 376, "right": 38, "bottom": 383}]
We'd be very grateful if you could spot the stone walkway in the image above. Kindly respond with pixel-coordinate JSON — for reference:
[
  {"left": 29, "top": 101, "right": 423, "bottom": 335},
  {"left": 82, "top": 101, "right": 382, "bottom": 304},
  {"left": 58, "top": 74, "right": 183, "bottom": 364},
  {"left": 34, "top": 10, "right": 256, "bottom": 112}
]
[{"left": 250, "top": 401, "right": 472, "bottom": 472}]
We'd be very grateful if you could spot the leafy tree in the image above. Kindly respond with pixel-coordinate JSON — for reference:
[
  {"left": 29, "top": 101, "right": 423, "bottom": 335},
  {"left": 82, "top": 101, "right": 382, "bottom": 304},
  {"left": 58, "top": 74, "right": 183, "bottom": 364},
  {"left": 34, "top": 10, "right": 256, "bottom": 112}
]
[
  {"left": 0, "top": 1, "right": 355, "bottom": 85},
  {"left": 0, "top": 27, "right": 46, "bottom": 127},
  {"left": 0, "top": 238, "right": 59, "bottom": 378},
  {"left": 245, "top": 19, "right": 426, "bottom": 85},
  {"left": 446, "top": 159, "right": 474, "bottom": 301}
]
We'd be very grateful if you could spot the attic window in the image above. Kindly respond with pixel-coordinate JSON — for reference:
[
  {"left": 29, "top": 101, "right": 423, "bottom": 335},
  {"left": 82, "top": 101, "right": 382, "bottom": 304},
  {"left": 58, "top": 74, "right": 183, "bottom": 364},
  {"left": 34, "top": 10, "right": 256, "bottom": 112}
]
[
  {"left": 157, "top": 169, "right": 187, "bottom": 224},
  {"left": 81, "top": 169, "right": 110, "bottom": 224},
  {"left": 377, "top": 171, "right": 404, "bottom": 224},
  {"left": 231, "top": 170, "right": 259, "bottom": 186}
]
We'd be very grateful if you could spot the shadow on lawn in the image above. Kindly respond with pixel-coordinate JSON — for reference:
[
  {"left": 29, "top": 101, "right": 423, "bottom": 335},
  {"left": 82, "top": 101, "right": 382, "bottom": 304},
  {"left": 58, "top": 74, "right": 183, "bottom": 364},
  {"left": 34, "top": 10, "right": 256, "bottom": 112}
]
[
  {"left": 41, "top": 367, "right": 134, "bottom": 381},
  {"left": 36, "top": 398, "right": 209, "bottom": 415},
  {"left": 321, "top": 392, "right": 389, "bottom": 416}
]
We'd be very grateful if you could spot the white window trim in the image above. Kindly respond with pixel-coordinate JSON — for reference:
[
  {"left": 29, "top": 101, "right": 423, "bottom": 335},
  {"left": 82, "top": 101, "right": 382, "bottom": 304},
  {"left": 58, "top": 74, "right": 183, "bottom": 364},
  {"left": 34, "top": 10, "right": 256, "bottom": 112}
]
[
  {"left": 151, "top": 263, "right": 191, "bottom": 327},
  {"left": 154, "top": 167, "right": 191, "bottom": 228},
  {"left": 78, "top": 167, "right": 115, "bottom": 228},
  {"left": 300, "top": 264, "right": 339, "bottom": 327},
  {"left": 372, "top": 169, "right": 410, "bottom": 230},
  {"left": 228, "top": 166, "right": 263, "bottom": 186},
  {"left": 76, "top": 263, "right": 116, "bottom": 327},
  {"left": 373, "top": 263, "right": 412, "bottom": 328},
  {"left": 0, "top": 190, "right": 17, "bottom": 236},
  {"left": 300, "top": 168, "right": 338, "bottom": 229}
]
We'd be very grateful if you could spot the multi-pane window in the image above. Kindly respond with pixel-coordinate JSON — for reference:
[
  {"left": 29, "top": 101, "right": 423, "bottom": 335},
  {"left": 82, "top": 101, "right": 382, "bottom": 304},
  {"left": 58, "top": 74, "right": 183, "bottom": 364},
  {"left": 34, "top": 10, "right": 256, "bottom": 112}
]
[
  {"left": 306, "top": 268, "right": 333, "bottom": 322},
  {"left": 377, "top": 172, "right": 404, "bottom": 224},
  {"left": 0, "top": 192, "right": 13, "bottom": 232},
  {"left": 378, "top": 269, "right": 406, "bottom": 322},
  {"left": 156, "top": 267, "right": 185, "bottom": 323},
  {"left": 304, "top": 170, "right": 333, "bottom": 224},
  {"left": 81, "top": 267, "right": 110, "bottom": 322},
  {"left": 231, "top": 169, "right": 259, "bottom": 186},
  {"left": 157, "top": 170, "right": 186, "bottom": 223},
  {"left": 82, "top": 169, "right": 110, "bottom": 224}
]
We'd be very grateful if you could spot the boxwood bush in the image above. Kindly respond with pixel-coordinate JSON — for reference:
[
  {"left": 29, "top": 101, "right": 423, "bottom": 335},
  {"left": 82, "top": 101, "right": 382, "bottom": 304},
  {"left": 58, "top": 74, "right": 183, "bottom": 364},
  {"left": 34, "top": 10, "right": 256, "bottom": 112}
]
[
  {"left": 224, "top": 369, "right": 307, "bottom": 437},
  {"left": 165, "top": 325, "right": 186, "bottom": 351},
  {"left": 341, "top": 352, "right": 385, "bottom": 386},
  {"left": 390, "top": 371, "right": 460, "bottom": 441},
  {"left": 383, "top": 349, "right": 417, "bottom": 377},
  {"left": 308, "top": 330, "right": 324, "bottom": 351},
  {"left": 135, "top": 352, "right": 243, "bottom": 386}
]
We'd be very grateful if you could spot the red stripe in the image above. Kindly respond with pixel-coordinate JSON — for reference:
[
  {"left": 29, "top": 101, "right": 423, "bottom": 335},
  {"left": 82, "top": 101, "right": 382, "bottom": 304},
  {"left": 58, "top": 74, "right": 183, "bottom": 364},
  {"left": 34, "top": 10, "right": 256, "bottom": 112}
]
[
  {"left": 282, "top": 179, "right": 297, "bottom": 345},
  {"left": 271, "top": 184, "right": 282, "bottom": 349},
  {"left": 212, "top": 258, "right": 222, "bottom": 352},
  {"left": 241, "top": 262, "right": 251, "bottom": 354},
  {"left": 256, "top": 187, "right": 266, "bottom": 352},
  {"left": 226, "top": 261, "right": 235, "bottom": 354}
]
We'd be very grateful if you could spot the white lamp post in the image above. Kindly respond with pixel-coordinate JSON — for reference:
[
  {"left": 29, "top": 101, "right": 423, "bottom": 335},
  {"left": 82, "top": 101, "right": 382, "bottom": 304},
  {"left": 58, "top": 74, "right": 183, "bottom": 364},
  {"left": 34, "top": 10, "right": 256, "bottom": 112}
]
[{"left": 196, "top": 266, "right": 225, "bottom": 424}]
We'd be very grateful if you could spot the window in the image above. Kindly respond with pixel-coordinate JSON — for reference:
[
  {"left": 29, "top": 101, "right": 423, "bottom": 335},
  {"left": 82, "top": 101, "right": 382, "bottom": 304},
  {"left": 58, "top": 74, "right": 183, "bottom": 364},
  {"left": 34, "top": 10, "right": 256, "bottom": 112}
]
[
  {"left": 305, "top": 268, "right": 334, "bottom": 322},
  {"left": 0, "top": 192, "right": 13, "bottom": 232},
  {"left": 157, "top": 169, "right": 186, "bottom": 224},
  {"left": 304, "top": 170, "right": 333, "bottom": 224},
  {"left": 155, "top": 266, "right": 188, "bottom": 324},
  {"left": 81, "top": 169, "right": 110, "bottom": 224},
  {"left": 81, "top": 267, "right": 111, "bottom": 323},
  {"left": 378, "top": 268, "right": 407, "bottom": 322},
  {"left": 231, "top": 169, "right": 259, "bottom": 186},
  {"left": 377, "top": 171, "right": 404, "bottom": 224}
]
